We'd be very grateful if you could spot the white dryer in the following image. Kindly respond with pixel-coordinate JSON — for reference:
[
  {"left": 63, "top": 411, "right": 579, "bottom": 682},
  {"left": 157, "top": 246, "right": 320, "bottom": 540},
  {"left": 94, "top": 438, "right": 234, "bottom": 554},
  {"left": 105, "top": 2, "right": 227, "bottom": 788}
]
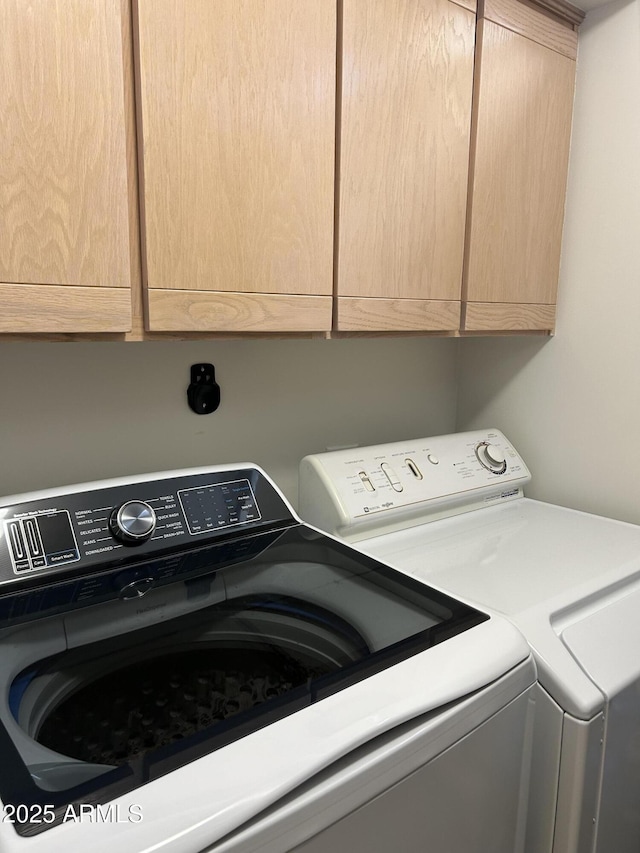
[
  {"left": 0, "top": 461, "right": 534, "bottom": 853},
  {"left": 299, "top": 430, "right": 640, "bottom": 853}
]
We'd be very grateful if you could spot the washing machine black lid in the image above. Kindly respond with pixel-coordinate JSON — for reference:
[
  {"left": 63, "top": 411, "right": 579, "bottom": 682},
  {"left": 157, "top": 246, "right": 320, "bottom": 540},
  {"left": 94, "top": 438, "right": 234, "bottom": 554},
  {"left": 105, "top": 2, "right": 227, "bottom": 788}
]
[{"left": 0, "top": 524, "right": 489, "bottom": 836}]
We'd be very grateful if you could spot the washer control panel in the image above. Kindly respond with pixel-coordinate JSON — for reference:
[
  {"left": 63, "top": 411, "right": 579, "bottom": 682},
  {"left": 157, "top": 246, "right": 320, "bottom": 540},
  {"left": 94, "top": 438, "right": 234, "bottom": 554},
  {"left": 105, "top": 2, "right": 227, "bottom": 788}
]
[
  {"left": 299, "top": 429, "right": 531, "bottom": 539},
  {"left": 0, "top": 467, "right": 293, "bottom": 588}
]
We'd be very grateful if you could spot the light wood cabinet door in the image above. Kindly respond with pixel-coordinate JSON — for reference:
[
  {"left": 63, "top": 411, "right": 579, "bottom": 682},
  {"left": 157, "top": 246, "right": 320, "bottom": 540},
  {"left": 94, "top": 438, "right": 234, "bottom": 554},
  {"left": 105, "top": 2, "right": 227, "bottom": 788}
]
[
  {"left": 135, "top": 0, "right": 336, "bottom": 333},
  {"left": 335, "top": 0, "right": 476, "bottom": 332},
  {"left": 463, "top": 0, "right": 578, "bottom": 332},
  {"left": 0, "top": 0, "right": 132, "bottom": 333}
]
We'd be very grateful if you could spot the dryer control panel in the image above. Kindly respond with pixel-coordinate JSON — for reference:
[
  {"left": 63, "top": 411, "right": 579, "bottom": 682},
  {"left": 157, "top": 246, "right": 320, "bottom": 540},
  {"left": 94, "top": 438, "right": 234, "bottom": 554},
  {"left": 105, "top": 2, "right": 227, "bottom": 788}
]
[{"left": 299, "top": 430, "right": 531, "bottom": 541}]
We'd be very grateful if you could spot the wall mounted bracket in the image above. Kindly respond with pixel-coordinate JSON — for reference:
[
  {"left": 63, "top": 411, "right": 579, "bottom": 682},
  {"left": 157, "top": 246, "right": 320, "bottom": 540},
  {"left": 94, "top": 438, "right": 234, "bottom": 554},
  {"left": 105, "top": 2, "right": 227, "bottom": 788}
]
[{"left": 187, "top": 363, "right": 221, "bottom": 415}]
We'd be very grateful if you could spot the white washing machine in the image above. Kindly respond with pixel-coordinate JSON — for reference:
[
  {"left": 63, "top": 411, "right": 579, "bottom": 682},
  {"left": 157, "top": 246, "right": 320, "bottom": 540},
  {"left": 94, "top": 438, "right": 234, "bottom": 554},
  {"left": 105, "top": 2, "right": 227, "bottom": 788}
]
[
  {"left": 0, "top": 462, "right": 534, "bottom": 853},
  {"left": 299, "top": 429, "right": 640, "bottom": 853}
]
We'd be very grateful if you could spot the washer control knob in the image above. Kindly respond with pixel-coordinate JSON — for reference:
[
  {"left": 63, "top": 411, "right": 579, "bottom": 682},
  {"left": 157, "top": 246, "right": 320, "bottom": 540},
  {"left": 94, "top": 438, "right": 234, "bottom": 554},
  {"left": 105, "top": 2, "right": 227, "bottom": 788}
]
[
  {"left": 476, "top": 442, "right": 507, "bottom": 474},
  {"left": 109, "top": 501, "right": 157, "bottom": 545}
]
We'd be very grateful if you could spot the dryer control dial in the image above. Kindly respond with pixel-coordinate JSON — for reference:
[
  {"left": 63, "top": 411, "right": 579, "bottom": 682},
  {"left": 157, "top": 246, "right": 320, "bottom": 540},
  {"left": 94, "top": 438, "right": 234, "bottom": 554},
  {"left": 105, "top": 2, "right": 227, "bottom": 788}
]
[
  {"left": 475, "top": 442, "right": 507, "bottom": 474},
  {"left": 109, "top": 500, "right": 157, "bottom": 545}
]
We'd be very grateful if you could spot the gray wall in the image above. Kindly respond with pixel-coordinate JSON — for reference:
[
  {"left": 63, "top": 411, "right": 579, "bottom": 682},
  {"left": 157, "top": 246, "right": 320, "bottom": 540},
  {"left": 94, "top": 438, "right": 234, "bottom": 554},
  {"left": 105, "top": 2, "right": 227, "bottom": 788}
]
[
  {"left": 0, "top": 337, "right": 458, "bottom": 506},
  {"left": 457, "top": 0, "right": 640, "bottom": 524}
]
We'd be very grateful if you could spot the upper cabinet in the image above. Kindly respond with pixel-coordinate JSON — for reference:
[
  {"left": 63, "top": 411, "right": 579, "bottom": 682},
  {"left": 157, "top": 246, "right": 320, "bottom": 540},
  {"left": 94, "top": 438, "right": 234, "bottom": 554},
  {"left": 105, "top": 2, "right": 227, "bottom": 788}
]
[
  {"left": 0, "top": 0, "right": 132, "bottom": 333},
  {"left": 134, "top": 0, "right": 336, "bottom": 333},
  {"left": 133, "top": 0, "right": 579, "bottom": 337},
  {"left": 0, "top": 0, "right": 581, "bottom": 339},
  {"left": 335, "top": 0, "right": 476, "bottom": 332},
  {"left": 462, "top": 0, "right": 580, "bottom": 333}
]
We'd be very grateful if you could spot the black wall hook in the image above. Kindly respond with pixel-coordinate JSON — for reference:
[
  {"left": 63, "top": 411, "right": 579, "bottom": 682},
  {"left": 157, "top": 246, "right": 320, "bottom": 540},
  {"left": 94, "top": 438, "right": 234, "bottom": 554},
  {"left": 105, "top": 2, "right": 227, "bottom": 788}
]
[{"left": 187, "top": 363, "right": 221, "bottom": 415}]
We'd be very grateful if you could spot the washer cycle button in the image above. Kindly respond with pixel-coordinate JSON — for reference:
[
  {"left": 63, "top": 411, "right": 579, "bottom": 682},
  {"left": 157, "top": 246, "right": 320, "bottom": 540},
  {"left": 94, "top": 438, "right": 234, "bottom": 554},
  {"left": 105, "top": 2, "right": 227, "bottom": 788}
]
[{"left": 109, "top": 501, "right": 157, "bottom": 545}]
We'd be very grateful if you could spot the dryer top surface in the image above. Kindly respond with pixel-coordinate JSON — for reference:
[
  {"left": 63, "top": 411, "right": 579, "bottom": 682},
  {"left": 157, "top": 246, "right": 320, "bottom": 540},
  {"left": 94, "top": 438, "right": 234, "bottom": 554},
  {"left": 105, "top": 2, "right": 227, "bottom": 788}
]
[{"left": 358, "top": 497, "right": 640, "bottom": 718}]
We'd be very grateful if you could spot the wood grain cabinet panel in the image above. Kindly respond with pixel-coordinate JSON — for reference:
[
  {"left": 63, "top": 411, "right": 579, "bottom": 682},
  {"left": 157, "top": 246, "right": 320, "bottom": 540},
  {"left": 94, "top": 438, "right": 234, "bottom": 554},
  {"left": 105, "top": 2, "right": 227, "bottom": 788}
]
[
  {"left": 463, "top": 2, "right": 578, "bottom": 333},
  {"left": 135, "top": 0, "right": 336, "bottom": 333},
  {"left": 335, "top": 0, "right": 475, "bottom": 332},
  {"left": 0, "top": 0, "right": 132, "bottom": 333},
  {"left": 338, "top": 298, "right": 460, "bottom": 332}
]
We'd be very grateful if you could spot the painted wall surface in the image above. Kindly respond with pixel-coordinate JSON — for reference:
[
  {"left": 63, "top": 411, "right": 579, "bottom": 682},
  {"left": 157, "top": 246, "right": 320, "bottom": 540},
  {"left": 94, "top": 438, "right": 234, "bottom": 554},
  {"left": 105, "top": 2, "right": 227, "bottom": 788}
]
[
  {"left": 0, "top": 338, "right": 458, "bottom": 507},
  {"left": 457, "top": 0, "right": 640, "bottom": 524}
]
